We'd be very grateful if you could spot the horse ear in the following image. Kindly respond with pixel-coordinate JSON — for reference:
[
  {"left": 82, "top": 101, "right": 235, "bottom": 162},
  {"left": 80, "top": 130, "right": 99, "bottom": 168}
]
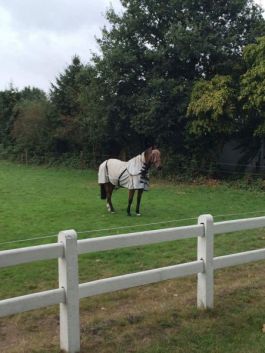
[{"left": 144, "top": 147, "right": 153, "bottom": 163}]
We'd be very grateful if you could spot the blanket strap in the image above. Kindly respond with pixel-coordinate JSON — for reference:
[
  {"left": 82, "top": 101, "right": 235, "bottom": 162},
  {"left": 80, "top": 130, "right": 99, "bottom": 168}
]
[
  {"left": 105, "top": 160, "right": 110, "bottom": 182},
  {"left": 118, "top": 168, "right": 127, "bottom": 187}
]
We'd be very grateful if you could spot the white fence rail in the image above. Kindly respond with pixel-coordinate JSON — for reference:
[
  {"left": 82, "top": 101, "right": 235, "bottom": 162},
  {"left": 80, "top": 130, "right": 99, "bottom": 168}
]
[{"left": 1, "top": 214, "right": 265, "bottom": 353}]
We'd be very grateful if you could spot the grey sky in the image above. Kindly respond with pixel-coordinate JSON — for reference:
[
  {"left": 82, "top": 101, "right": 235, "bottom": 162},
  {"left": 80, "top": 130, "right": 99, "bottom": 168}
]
[
  {"left": 0, "top": 0, "right": 122, "bottom": 92},
  {"left": 0, "top": 0, "right": 264, "bottom": 93}
]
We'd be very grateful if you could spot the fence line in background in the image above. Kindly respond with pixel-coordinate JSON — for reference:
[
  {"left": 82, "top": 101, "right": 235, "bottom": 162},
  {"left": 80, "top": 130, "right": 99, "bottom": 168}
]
[
  {"left": 2, "top": 150, "right": 265, "bottom": 177},
  {"left": 1, "top": 214, "right": 265, "bottom": 352},
  {"left": 2, "top": 209, "right": 265, "bottom": 247}
]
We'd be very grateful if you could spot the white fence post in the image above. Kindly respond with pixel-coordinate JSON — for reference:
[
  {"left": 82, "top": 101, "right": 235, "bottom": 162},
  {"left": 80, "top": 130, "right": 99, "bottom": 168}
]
[
  {"left": 197, "top": 214, "right": 214, "bottom": 309},
  {"left": 58, "top": 230, "right": 80, "bottom": 353}
]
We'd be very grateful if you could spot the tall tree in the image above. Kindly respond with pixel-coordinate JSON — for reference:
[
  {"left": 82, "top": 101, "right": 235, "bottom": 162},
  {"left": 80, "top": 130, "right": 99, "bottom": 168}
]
[
  {"left": 94, "top": 0, "right": 265, "bottom": 156},
  {"left": 20, "top": 86, "right": 47, "bottom": 101},
  {"left": 10, "top": 87, "right": 50, "bottom": 154},
  {"left": 77, "top": 64, "right": 110, "bottom": 156},
  {"left": 11, "top": 99, "right": 51, "bottom": 154},
  {"left": 0, "top": 85, "right": 21, "bottom": 147},
  {"left": 186, "top": 75, "right": 237, "bottom": 158},
  {"left": 50, "top": 56, "right": 85, "bottom": 151},
  {"left": 50, "top": 55, "right": 83, "bottom": 117},
  {"left": 239, "top": 36, "right": 265, "bottom": 165}
]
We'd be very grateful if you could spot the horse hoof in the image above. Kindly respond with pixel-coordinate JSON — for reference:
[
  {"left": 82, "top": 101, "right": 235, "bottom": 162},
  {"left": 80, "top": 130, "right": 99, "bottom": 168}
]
[
  {"left": 127, "top": 213, "right": 131, "bottom": 216},
  {"left": 136, "top": 213, "right": 141, "bottom": 216}
]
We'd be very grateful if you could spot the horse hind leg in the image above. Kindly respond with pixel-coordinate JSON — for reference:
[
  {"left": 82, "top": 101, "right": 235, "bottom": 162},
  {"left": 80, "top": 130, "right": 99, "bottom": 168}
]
[
  {"left": 99, "top": 183, "right": 111, "bottom": 211},
  {"left": 100, "top": 183, "right": 113, "bottom": 212},
  {"left": 106, "top": 183, "right": 115, "bottom": 213},
  {"left": 100, "top": 184, "right": 107, "bottom": 199}
]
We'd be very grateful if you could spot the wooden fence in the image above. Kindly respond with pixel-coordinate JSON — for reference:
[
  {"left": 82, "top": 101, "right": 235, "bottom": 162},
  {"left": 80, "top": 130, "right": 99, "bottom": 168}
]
[{"left": 1, "top": 214, "right": 265, "bottom": 352}]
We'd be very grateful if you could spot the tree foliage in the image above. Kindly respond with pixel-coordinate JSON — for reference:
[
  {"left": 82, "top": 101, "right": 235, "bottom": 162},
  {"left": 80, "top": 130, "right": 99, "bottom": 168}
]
[
  {"left": 93, "top": 0, "right": 265, "bottom": 156},
  {"left": 12, "top": 99, "right": 50, "bottom": 152},
  {"left": 187, "top": 75, "right": 237, "bottom": 137},
  {"left": 0, "top": 86, "right": 20, "bottom": 146},
  {"left": 1, "top": 1, "right": 265, "bottom": 171},
  {"left": 240, "top": 36, "right": 265, "bottom": 136}
]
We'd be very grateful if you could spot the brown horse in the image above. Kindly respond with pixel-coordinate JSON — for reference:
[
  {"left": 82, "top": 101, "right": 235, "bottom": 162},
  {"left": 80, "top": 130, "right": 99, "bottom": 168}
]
[{"left": 98, "top": 147, "right": 162, "bottom": 216}]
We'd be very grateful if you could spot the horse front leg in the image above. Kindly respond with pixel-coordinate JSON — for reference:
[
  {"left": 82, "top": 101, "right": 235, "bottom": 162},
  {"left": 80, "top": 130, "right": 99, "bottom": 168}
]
[
  {"left": 127, "top": 189, "right": 135, "bottom": 216},
  {"left": 136, "top": 189, "right": 144, "bottom": 216}
]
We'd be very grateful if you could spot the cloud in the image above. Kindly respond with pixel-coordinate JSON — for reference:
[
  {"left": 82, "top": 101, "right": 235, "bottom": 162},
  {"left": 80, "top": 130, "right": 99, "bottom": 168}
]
[
  {"left": 0, "top": 0, "right": 122, "bottom": 92},
  {"left": 0, "top": 0, "right": 120, "bottom": 32},
  {"left": 0, "top": 0, "right": 263, "bottom": 92}
]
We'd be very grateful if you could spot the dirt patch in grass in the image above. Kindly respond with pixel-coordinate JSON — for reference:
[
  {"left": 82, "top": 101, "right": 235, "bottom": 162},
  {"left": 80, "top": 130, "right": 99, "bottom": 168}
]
[
  {"left": 1, "top": 262, "right": 265, "bottom": 353},
  {"left": 0, "top": 308, "right": 59, "bottom": 353}
]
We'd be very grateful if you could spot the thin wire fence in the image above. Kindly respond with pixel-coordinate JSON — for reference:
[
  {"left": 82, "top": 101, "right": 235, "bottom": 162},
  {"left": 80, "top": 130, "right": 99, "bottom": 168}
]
[
  {"left": 1, "top": 150, "right": 265, "bottom": 248},
  {"left": 1, "top": 209, "right": 265, "bottom": 248},
  {"left": 1, "top": 147, "right": 265, "bottom": 176}
]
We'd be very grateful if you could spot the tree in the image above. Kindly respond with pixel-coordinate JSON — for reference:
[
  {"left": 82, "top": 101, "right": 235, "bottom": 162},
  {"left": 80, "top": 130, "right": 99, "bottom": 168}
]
[
  {"left": 240, "top": 36, "right": 265, "bottom": 135},
  {"left": 93, "top": 0, "right": 265, "bottom": 157},
  {"left": 0, "top": 85, "right": 21, "bottom": 147},
  {"left": 77, "top": 64, "right": 110, "bottom": 157},
  {"left": 10, "top": 87, "right": 50, "bottom": 154},
  {"left": 186, "top": 75, "right": 238, "bottom": 167},
  {"left": 238, "top": 36, "right": 265, "bottom": 165},
  {"left": 20, "top": 86, "right": 47, "bottom": 101},
  {"left": 50, "top": 56, "right": 83, "bottom": 117},
  {"left": 187, "top": 75, "right": 237, "bottom": 137},
  {"left": 11, "top": 98, "right": 51, "bottom": 154},
  {"left": 50, "top": 56, "right": 85, "bottom": 152}
]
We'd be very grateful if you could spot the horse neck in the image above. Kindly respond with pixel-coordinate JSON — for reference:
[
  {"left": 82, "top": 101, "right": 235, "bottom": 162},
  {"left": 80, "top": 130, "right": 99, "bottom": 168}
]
[
  {"left": 143, "top": 154, "right": 152, "bottom": 170},
  {"left": 141, "top": 159, "right": 150, "bottom": 176}
]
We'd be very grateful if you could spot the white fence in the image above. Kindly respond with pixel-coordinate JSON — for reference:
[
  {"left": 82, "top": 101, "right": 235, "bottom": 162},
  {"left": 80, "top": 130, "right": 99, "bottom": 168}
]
[{"left": 1, "top": 214, "right": 265, "bottom": 353}]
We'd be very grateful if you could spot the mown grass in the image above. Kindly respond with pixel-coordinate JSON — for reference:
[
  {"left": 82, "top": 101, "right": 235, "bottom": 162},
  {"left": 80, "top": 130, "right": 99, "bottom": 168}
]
[{"left": 1, "top": 160, "right": 265, "bottom": 352}]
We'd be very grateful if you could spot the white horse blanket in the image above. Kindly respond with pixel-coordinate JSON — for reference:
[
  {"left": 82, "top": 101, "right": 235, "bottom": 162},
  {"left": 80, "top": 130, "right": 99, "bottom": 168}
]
[{"left": 98, "top": 152, "right": 149, "bottom": 190}]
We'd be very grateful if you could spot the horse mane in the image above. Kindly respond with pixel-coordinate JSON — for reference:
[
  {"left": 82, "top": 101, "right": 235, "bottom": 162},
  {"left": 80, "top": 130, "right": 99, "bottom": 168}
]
[{"left": 144, "top": 147, "right": 153, "bottom": 164}]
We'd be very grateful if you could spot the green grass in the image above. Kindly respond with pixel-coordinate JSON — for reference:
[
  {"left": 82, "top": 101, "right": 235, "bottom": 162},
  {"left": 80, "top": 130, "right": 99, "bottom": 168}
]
[{"left": 1, "top": 160, "right": 265, "bottom": 352}]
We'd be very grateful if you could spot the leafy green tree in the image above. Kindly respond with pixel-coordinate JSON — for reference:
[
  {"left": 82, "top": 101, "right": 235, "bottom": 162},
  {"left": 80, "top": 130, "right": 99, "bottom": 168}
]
[
  {"left": 11, "top": 98, "right": 51, "bottom": 154},
  {"left": 94, "top": 0, "right": 265, "bottom": 157},
  {"left": 240, "top": 37, "right": 265, "bottom": 135},
  {"left": 0, "top": 86, "right": 47, "bottom": 149},
  {"left": 50, "top": 55, "right": 83, "bottom": 116},
  {"left": 239, "top": 36, "right": 265, "bottom": 165},
  {"left": 77, "top": 64, "right": 110, "bottom": 157},
  {"left": 20, "top": 86, "right": 47, "bottom": 101},
  {"left": 187, "top": 75, "right": 237, "bottom": 137},
  {"left": 50, "top": 56, "right": 85, "bottom": 152},
  {"left": 0, "top": 85, "right": 21, "bottom": 147},
  {"left": 186, "top": 75, "right": 238, "bottom": 166}
]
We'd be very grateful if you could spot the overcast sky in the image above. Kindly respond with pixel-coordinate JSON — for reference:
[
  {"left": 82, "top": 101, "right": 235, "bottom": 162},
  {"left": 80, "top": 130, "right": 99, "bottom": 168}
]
[
  {"left": 0, "top": 0, "right": 264, "bottom": 93},
  {"left": 0, "top": 0, "right": 123, "bottom": 92}
]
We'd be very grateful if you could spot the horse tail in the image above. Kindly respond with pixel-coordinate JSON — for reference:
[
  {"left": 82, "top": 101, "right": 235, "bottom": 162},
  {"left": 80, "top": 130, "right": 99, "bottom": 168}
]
[{"left": 100, "top": 184, "right": 106, "bottom": 199}]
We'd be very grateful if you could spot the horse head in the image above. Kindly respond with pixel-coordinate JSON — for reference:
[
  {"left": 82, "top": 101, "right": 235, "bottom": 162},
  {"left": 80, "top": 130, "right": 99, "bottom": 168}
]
[{"left": 144, "top": 147, "right": 162, "bottom": 170}]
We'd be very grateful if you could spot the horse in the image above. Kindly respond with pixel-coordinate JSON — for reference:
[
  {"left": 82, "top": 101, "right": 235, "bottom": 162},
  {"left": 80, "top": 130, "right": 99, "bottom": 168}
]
[{"left": 98, "top": 147, "right": 162, "bottom": 216}]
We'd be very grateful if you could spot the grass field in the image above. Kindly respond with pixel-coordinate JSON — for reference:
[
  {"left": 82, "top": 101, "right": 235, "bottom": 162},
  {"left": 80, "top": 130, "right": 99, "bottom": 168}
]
[{"left": 1, "top": 160, "right": 265, "bottom": 352}]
